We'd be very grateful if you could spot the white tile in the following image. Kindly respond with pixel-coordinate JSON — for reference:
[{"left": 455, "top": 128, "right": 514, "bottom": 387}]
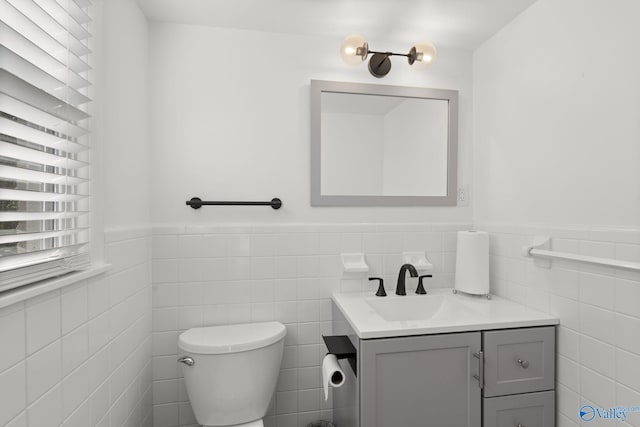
[
  {"left": 90, "top": 380, "right": 110, "bottom": 426},
  {"left": 276, "top": 390, "right": 298, "bottom": 414},
  {"left": 557, "top": 355, "right": 579, "bottom": 392},
  {"left": 62, "top": 399, "right": 90, "bottom": 427},
  {"left": 616, "top": 348, "right": 640, "bottom": 393},
  {"left": 88, "top": 313, "right": 110, "bottom": 355},
  {"left": 153, "top": 379, "right": 179, "bottom": 405},
  {"left": 551, "top": 268, "right": 579, "bottom": 300},
  {"left": 281, "top": 346, "right": 298, "bottom": 369},
  {"left": 152, "top": 235, "right": 179, "bottom": 259},
  {"left": 153, "top": 403, "right": 179, "bottom": 427},
  {"left": 26, "top": 340, "right": 61, "bottom": 404},
  {"left": 0, "top": 306, "right": 25, "bottom": 373},
  {"left": 579, "top": 272, "right": 615, "bottom": 310},
  {"left": 87, "top": 276, "right": 109, "bottom": 319},
  {"left": 27, "top": 384, "right": 62, "bottom": 427},
  {"left": 4, "top": 412, "right": 26, "bottom": 427},
  {"left": 153, "top": 284, "right": 180, "bottom": 308},
  {"left": 251, "top": 303, "right": 275, "bottom": 322},
  {"left": 298, "top": 322, "right": 320, "bottom": 345},
  {"left": 297, "top": 301, "right": 320, "bottom": 322},
  {"left": 26, "top": 292, "right": 61, "bottom": 355},
  {"left": 153, "top": 331, "right": 179, "bottom": 356},
  {"left": 615, "top": 314, "right": 640, "bottom": 355},
  {"left": 298, "top": 345, "right": 321, "bottom": 368},
  {"left": 298, "top": 388, "right": 321, "bottom": 412},
  {"left": 579, "top": 335, "right": 615, "bottom": 378},
  {"left": 178, "top": 401, "right": 197, "bottom": 425},
  {"left": 616, "top": 384, "right": 640, "bottom": 426},
  {"left": 152, "top": 259, "right": 180, "bottom": 284},
  {"left": 152, "top": 356, "right": 179, "bottom": 381},
  {"left": 153, "top": 309, "right": 178, "bottom": 332},
  {"left": 616, "top": 243, "right": 640, "bottom": 262},
  {"left": 580, "top": 240, "right": 616, "bottom": 258},
  {"left": 250, "top": 234, "right": 279, "bottom": 257},
  {"left": 202, "top": 305, "right": 229, "bottom": 326},
  {"left": 62, "top": 325, "right": 89, "bottom": 376},
  {"left": 549, "top": 295, "right": 580, "bottom": 331},
  {"left": 277, "top": 368, "right": 298, "bottom": 392},
  {"left": 580, "top": 304, "right": 616, "bottom": 344},
  {"left": 580, "top": 367, "right": 615, "bottom": 408},
  {"left": 556, "top": 384, "right": 580, "bottom": 420},
  {"left": 615, "top": 278, "right": 640, "bottom": 318},
  {"left": 274, "top": 302, "right": 298, "bottom": 323},
  {"left": 558, "top": 327, "right": 579, "bottom": 361},
  {"left": 298, "top": 367, "right": 321, "bottom": 390},
  {"left": 62, "top": 362, "right": 89, "bottom": 418},
  {"left": 61, "top": 283, "right": 88, "bottom": 335},
  {"left": 227, "top": 304, "right": 251, "bottom": 324},
  {"left": 0, "top": 362, "right": 26, "bottom": 426}
]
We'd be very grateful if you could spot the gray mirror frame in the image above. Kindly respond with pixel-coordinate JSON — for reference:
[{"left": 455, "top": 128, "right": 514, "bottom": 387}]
[{"left": 310, "top": 80, "right": 459, "bottom": 206}]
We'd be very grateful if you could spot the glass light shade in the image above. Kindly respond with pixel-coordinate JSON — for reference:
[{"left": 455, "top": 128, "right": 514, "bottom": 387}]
[
  {"left": 340, "top": 34, "right": 368, "bottom": 66},
  {"left": 412, "top": 41, "right": 438, "bottom": 69}
]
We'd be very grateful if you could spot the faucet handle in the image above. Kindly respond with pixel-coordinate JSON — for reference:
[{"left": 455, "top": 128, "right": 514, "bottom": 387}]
[
  {"left": 416, "top": 275, "right": 432, "bottom": 295},
  {"left": 369, "top": 277, "right": 386, "bottom": 297}
]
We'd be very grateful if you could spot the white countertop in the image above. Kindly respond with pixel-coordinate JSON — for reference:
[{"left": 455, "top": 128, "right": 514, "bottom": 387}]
[{"left": 332, "top": 288, "right": 559, "bottom": 339}]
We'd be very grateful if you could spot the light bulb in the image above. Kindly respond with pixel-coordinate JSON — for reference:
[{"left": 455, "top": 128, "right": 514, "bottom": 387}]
[
  {"left": 411, "top": 41, "right": 437, "bottom": 69},
  {"left": 340, "top": 34, "right": 368, "bottom": 66}
]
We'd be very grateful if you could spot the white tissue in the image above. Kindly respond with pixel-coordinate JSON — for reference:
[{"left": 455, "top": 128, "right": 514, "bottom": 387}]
[
  {"left": 454, "top": 230, "right": 490, "bottom": 295},
  {"left": 322, "top": 354, "right": 345, "bottom": 400}
]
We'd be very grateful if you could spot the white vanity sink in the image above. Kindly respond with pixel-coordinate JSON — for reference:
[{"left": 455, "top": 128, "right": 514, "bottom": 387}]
[
  {"left": 333, "top": 288, "right": 558, "bottom": 339},
  {"left": 365, "top": 294, "right": 483, "bottom": 322}
]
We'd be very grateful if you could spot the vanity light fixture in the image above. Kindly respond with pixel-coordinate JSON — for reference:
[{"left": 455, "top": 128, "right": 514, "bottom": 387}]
[{"left": 340, "top": 34, "right": 437, "bottom": 78}]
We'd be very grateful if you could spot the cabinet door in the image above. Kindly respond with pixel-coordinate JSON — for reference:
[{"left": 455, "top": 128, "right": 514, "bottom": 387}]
[
  {"left": 360, "top": 332, "right": 481, "bottom": 427},
  {"left": 483, "top": 327, "right": 555, "bottom": 397},
  {"left": 484, "top": 391, "right": 555, "bottom": 427}
]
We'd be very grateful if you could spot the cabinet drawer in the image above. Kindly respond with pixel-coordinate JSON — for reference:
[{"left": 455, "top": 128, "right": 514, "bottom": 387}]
[
  {"left": 484, "top": 390, "right": 555, "bottom": 427},
  {"left": 483, "top": 326, "right": 555, "bottom": 397}
]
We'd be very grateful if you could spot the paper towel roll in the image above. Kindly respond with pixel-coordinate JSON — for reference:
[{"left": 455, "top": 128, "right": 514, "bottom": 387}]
[
  {"left": 454, "top": 231, "right": 490, "bottom": 295},
  {"left": 322, "top": 354, "right": 345, "bottom": 400}
]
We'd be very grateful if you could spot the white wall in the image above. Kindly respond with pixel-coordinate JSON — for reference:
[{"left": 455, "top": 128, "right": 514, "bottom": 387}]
[
  {"left": 473, "top": 1, "right": 640, "bottom": 426},
  {"left": 101, "top": 0, "right": 151, "bottom": 229},
  {"left": 148, "top": 23, "right": 473, "bottom": 224},
  {"left": 473, "top": 0, "right": 640, "bottom": 227}
]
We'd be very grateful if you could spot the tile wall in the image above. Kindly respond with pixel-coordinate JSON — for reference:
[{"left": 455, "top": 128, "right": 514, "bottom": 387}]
[
  {"left": 150, "top": 222, "right": 470, "bottom": 427},
  {"left": 0, "top": 227, "right": 152, "bottom": 427},
  {"left": 480, "top": 223, "right": 640, "bottom": 427}
]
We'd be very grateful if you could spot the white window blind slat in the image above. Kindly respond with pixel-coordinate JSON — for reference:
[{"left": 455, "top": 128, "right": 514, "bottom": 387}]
[
  {"left": 0, "top": 0, "right": 90, "bottom": 74},
  {"left": 0, "top": 188, "right": 89, "bottom": 203},
  {"left": 0, "top": 210, "right": 88, "bottom": 222},
  {"left": 0, "top": 70, "right": 89, "bottom": 123},
  {"left": 0, "top": 21, "right": 90, "bottom": 90},
  {"left": 0, "top": 116, "right": 88, "bottom": 153},
  {"left": 0, "top": 165, "right": 88, "bottom": 185},
  {"left": 7, "top": 0, "right": 90, "bottom": 57},
  {"left": 0, "top": 141, "right": 89, "bottom": 170},
  {"left": 0, "top": 94, "right": 89, "bottom": 139},
  {"left": 54, "top": 0, "right": 90, "bottom": 25},
  {"left": 0, "top": 46, "right": 90, "bottom": 106},
  {"left": 33, "top": 0, "right": 91, "bottom": 47}
]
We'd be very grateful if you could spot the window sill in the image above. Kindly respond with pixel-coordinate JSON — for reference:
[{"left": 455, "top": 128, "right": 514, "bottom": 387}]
[{"left": 0, "top": 264, "right": 111, "bottom": 309}]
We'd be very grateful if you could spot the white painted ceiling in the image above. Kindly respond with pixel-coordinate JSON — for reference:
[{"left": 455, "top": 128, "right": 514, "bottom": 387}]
[{"left": 137, "top": 0, "right": 537, "bottom": 50}]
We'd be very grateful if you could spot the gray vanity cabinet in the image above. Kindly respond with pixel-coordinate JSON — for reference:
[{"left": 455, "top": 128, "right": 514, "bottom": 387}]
[{"left": 360, "top": 332, "right": 482, "bottom": 427}]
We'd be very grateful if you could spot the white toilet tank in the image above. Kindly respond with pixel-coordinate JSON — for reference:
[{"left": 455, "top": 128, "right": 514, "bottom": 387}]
[{"left": 178, "top": 322, "right": 286, "bottom": 427}]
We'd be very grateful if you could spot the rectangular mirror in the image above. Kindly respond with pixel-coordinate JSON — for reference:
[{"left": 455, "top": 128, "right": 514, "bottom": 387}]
[{"left": 310, "top": 80, "right": 458, "bottom": 206}]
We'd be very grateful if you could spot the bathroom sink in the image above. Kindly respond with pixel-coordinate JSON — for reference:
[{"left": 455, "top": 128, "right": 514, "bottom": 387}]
[
  {"left": 332, "top": 288, "right": 559, "bottom": 339},
  {"left": 365, "top": 295, "right": 447, "bottom": 321}
]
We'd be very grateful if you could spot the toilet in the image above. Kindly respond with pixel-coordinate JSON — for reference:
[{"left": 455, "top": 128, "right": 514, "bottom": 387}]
[{"left": 177, "top": 322, "right": 286, "bottom": 427}]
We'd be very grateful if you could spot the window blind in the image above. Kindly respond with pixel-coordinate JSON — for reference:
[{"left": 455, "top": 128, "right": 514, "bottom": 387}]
[{"left": 0, "top": 0, "right": 92, "bottom": 292}]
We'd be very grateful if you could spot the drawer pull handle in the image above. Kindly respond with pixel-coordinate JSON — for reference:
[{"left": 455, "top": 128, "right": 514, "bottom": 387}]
[
  {"left": 473, "top": 351, "right": 484, "bottom": 388},
  {"left": 517, "top": 424, "right": 526, "bottom": 427},
  {"left": 517, "top": 358, "right": 530, "bottom": 368}
]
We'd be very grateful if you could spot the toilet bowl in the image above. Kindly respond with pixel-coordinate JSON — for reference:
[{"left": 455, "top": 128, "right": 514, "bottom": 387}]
[{"left": 177, "top": 322, "right": 286, "bottom": 427}]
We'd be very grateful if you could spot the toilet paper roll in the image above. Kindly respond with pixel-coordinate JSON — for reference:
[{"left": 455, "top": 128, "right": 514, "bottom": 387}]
[
  {"left": 322, "top": 354, "right": 345, "bottom": 400},
  {"left": 454, "top": 231, "right": 490, "bottom": 295}
]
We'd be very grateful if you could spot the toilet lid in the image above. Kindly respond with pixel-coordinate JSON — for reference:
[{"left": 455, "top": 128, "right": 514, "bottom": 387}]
[{"left": 178, "top": 322, "right": 286, "bottom": 354}]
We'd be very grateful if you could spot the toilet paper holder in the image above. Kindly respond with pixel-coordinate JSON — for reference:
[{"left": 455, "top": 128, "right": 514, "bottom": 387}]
[{"left": 322, "top": 335, "right": 357, "bottom": 376}]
